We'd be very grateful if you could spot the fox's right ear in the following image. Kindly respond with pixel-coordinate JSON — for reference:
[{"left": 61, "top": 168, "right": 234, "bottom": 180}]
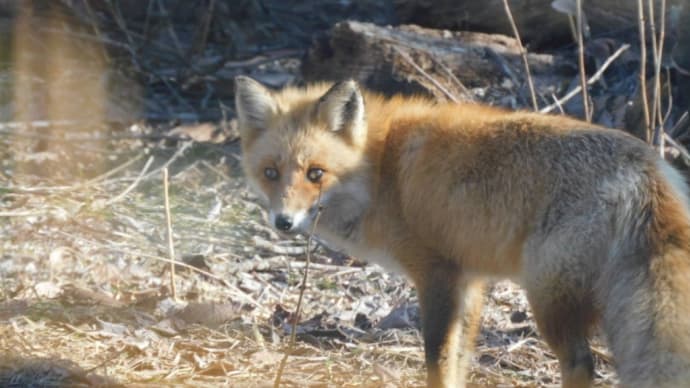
[
  {"left": 235, "top": 76, "right": 277, "bottom": 136},
  {"left": 317, "top": 79, "right": 366, "bottom": 146}
]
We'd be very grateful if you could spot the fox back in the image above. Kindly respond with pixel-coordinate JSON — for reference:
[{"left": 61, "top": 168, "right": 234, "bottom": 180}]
[{"left": 235, "top": 76, "right": 690, "bottom": 388}]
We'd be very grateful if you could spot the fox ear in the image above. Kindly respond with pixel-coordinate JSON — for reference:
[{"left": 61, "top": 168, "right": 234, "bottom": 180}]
[
  {"left": 235, "top": 76, "right": 277, "bottom": 135},
  {"left": 317, "top": 80, "right": 366, "bottom": 145}
]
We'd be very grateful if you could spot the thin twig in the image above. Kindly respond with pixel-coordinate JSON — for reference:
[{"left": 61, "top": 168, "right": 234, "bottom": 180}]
[
  {"left": 576, "top": 0, "right": 591, "bottom": 121},
  {"left": 80, "top": 154, "right": 145, "bottom": 189},
  {"left": 157, "top": 0, "right": 185, "bottom": 57},
  {"left": 104, "top": 156, "right": 154, "bottom": 205},
  {"left": 142, "top": 141, "right": 192, "bottom": 180},
  {"left": 220, "top": 49, "right": 303, "bottom": 70},
  {"left": 105, "top": 0, "right": 142, "bottom": 72},
  {"left": 663, "top": 133, "right": 690, "bottom": 164},
  {"left": 669, "top": 111, "right": 689, "bottom": 138},
  {"left": 662, "top": 68, "right": 673, "bottom": 126},
  {"left": 191, "top": 0, "right": 216, "bottom": 57},
  {"left": 163, "top": 167, "right": 178, "bottom": 301},
  {"left": 7, "top": 153, "right": 144, "bottom": 193},
  {"left": 664, "top": 135, "right": 690, "bottom": 175},
  {"left": 158, "top": 76, "right": 196, "bottom": 111},
  {"left": 428, "top": 55, "right": 474, "bottom": 102},
  {"left": 551, "top": 94, "right": 566, "bottom": 114},
  {"left": 650, "top": 0, "right": 667, "bottom": 155},
  {"left": 391, "top": 46, "right": 459, "bottom": 103},
  {"left": 485, "top": 47, "right": 526, "bottom": 103},
  {"left": 567, "top": 15, "right": 578, "bottom": 43},
  {"left": 502, "top": 0, "right": 538, "bottom": 111},
  {"left": 80, "top": 0, "right": 110, "bottom": 63},
  {"left": 274, "top": 189, "right": 324, "bottom": 388},
  {"left": 37, "top": 26, "right": 130, "bottom": 50},
  {"left": 540, "top": 44, "right": 630, "bottom": 113},
  {"left": 105, "top": 0, "right": 134, "bottom": 47},
  {"left": 638, "top": 0, "right": 651, "bottom": 141},
  {"left": 143, "top": 0, "right": 154, "bottom": 38},
  {"left": 648, "top": 0, "right": 658, "bottom": 130}
]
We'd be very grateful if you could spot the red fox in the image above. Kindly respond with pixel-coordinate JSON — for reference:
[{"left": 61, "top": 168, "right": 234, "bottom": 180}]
[{"left": 235, "top": 76, "right": 690, "bottom": 388}]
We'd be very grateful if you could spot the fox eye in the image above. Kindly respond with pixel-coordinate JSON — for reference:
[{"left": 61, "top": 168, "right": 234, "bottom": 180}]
[
  {"left": 306, "top": 167, "right": 324, "bottom": 183},
  {"left": 264, "top": 167, "right": 279, "bottom": 181}
]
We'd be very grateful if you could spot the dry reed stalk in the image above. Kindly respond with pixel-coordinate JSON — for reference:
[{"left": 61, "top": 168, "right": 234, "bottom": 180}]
[
  {"left": 638, "top": 0, "right": 651, "bottom": 142},
  {"left": 392, "top": 46, "right": 459, "bottom": 102},
  {"left": 649, "top": 0, "right": 667, "bottom": 155},
  {"left": 163, "top": 167, "right": 178, "bottom": 301},
  {"left": 502, "top": 0, "right": 538, "bottom": 111},
  {"left": 576, "top": 0, "right": 591, "bottom": 122},
  {"left": 540, "top": 44, "right": 630, "bottom": 114},
  {"left": 274, "top": 188, "right": 324, "bottom": 388}
]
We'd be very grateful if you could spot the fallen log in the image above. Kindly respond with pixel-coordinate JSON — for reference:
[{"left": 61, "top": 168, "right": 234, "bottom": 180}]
[{"left": 302, "top": 21, "right": 574, "bottom": 106}]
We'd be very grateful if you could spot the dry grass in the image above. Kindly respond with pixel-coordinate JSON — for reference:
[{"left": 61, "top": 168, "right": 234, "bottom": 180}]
[{"left": 501, "top": 0, "right": 538, "bottom": 111}]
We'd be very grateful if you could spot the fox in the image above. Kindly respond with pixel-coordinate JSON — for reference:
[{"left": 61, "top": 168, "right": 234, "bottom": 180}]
[{"left": 234, "top": 75, "right": 690, "bottom": 388}]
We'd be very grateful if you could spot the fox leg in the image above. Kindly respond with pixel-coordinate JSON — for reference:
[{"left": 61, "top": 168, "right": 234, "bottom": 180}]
[
  {"left": 526, "top": 284, "right": 596, "bottom": 388},
  {"left": 414, "top": 264, "right": 483, "bottom": 388},
  {"left": 457, "top": 279, "right": 485, "bottom": 382}
]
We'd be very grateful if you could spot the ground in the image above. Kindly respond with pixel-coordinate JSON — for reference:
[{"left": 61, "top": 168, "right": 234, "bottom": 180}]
[{"left": 0, "top": 123, "right": 618, "bottom": 387}]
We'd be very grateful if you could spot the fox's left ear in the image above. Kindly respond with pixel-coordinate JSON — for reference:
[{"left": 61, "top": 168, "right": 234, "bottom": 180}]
[
  {"left": 317, "top": 80, "right": 366, "bottom": 146},
  {"left": 235, "top": 76, "right": 277, "bottom": 138}
]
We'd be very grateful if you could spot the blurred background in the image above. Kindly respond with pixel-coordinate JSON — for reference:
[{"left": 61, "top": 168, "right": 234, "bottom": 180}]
[{"left": 1, "top": 0, "right": 689, "bottom": 178}]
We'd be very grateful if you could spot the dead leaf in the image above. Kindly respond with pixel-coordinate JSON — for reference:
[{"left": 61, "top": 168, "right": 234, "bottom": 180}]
[
  {"left": 170, "top": 302, "right": 241, "bottom": 329},
  {"left": 48, "top": 246, "right": 73, "bottom": 274},
  {"left": 373, "top": 363, "right": 401, "bottom": 387},
  {"left": 248, "top": 349, "right": 283, "bottom": 367},
  {"left": 97, "top": 319, "right": 129, "bottom": 338},
  {"left": 168, "top": 122, "right": 237, "bottom": 143},
  {"left": 0, "top": 300, "right": 29, "bottom": 320},
  {"left": 180, "top": 255, "right": 211, "bottom": 273},
  {"left": 62, "top": 285, "right": 124, "bottom": 308},
  {"left": 150, "top": 318, "right": 179, "bottom": 337},
  {"left": 34, "top": 281, "right": 62, "bottom": 299},
  {"left": 376, "top": 303, "right": 420, "bottom": 330}
]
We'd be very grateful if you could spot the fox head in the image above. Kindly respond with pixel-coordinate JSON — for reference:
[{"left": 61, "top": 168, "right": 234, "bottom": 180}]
[{"left": 235, "top": 76, "right": 371, "bottom": 237}]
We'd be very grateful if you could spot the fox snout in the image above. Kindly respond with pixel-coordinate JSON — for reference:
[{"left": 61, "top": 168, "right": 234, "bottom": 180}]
[
  {"left": 274, "top": 213, "right": 293, "bottom": 232},
  {"left": 269, "top": 209, "right": 308, "bottom": 233},
  {"left": 268, "top": 180, "right": 323, "bottom": 234}
]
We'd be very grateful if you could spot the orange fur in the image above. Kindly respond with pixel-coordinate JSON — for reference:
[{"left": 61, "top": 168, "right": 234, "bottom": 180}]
[{"left": 235, "top": 77, "right": 690, "bottom": 388}]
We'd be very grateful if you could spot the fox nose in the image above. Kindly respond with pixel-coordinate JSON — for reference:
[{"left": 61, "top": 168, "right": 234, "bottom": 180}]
[{"left": 275, "top": 214, "right": 293, "bottom": 231}]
